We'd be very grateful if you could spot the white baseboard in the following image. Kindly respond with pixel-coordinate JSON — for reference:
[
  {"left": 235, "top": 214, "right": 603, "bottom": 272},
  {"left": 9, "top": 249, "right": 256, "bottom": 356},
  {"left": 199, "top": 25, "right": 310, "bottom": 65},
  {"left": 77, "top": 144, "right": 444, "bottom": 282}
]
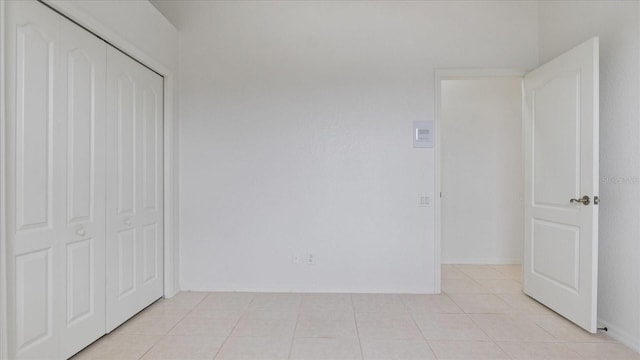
[
  {"left": 183, "top": 283, "right": 437, "bottom": 294},
  {"left": 441, "top": 258, "right": 522, "bottom": 265},
  {"left": 597, "top": 318, "right": 640, "bottom": 353}
]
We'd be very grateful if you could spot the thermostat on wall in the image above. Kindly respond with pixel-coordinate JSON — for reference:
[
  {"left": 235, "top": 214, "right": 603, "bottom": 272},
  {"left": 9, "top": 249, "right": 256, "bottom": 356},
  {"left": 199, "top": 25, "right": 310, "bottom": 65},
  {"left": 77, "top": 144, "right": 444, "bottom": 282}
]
[{"left": 413, "top": 121, "right": 433, "bottom": 148}]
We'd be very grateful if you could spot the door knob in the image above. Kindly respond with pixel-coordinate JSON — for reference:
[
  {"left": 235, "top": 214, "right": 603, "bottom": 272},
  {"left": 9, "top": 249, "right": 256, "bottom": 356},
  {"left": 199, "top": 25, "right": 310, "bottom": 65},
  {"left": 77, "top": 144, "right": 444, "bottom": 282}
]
[
  {"left": 76, "top": 226, "right": 86, "bottom": 236},
  {"left": 570, "top": 195, "right": 590, "bottom": 205}
]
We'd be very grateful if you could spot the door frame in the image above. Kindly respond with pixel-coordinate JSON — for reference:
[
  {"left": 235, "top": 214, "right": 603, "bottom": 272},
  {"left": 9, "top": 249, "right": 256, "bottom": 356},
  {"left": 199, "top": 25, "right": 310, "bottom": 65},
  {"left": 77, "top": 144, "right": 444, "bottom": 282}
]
[
  {"left": 0, "top": 1, "right": 179, "bottom": 358},
  {"left": 0, "top": 1, "right": 7, "bottom": 358},
  {"left": 434, "top": 69, "right": 525, "bottom": 293}
]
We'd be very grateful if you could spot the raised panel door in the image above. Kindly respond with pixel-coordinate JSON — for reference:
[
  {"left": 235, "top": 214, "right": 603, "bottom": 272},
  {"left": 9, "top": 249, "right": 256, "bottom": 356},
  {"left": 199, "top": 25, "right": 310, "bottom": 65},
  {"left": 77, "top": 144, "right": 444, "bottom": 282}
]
[
  {"left": 523, "top": 38, "right": 599, "bottom": 332},
  {"left": 6, "top": 2, "right": 62, "bottom": 357},
  {"left": 6, "top": 2, "right": 107, "bottom": 358},
  {"left": 105, "top": 47, "right": 163, "bottom": 332},
  {"left": 58, "top": 18, "right": 106, "bottom": 359}
]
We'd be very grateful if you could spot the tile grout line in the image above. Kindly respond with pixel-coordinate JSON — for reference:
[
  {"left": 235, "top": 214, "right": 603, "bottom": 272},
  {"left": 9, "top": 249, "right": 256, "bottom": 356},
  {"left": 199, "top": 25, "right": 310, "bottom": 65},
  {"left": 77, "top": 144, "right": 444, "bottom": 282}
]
[
  {"left": 350, "top": 294, "right": 365, "bottom": 360},
  {"left": 456, "top": 276, "right": 564, "bottom": 346},
  {"left": 402, "top": 294, "right": 440, "bottom": 359},
  {"left": 166, "top": 292, "right": 209, "bottom": 332},
  {"left": 441, "top": 292, "right": 464, "bottom": 314},
  {"left": 134, "top": 332, "right": 165, "bottom": 360},
  {"left": 463, "top": 297, "right": 521, "bottom": 359},
  {"left": 444, "top": 271, "right": 517, "bottom": 359},
  {"left": 440, "top": 315, "right": 512, "bottom": 360},
  {"left": 211, "top": 293, "right": 256, "bottom": 360},
  {"left": 136, "top": 292, "right": 209, "bottom": 360},
  {"left": 286, "top": 295, "right": 302, "bottom": 360},
  {"left": 446, "top": 264, "right": 493, "bottom": 295},
  {"left": 491, "top": 339, "right": 516, "bottom": 359}
]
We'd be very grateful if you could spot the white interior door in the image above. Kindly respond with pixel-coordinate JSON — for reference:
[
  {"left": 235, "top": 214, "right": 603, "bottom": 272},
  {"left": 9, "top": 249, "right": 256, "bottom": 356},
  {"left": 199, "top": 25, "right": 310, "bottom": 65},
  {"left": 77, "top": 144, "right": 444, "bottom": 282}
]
[
  {"left": 58, "top": 17, "right": 107, "bottom": 360},
  {"left": 523, "top": 37, "right": 599, "bottom": 333},
  {"left": 6, "top": 1, "right": 107, "bottom": 358},
  {"left": 6, "top": 2, "right": 61, "bottom": 357},
  {"left": 106, "top": 46, "right": 164, "bottom": 332}
]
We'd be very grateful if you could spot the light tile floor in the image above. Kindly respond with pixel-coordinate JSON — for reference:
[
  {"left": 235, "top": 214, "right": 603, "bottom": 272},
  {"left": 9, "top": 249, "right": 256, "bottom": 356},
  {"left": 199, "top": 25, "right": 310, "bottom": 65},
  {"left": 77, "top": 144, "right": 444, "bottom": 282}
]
[{"left": 73, "top": 265, "right": 640, "bottom": 359}]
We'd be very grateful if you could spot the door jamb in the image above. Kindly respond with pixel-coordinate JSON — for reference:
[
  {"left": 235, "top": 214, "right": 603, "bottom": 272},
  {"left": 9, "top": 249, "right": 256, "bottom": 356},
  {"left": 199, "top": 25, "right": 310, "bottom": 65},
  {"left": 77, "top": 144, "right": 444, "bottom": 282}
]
[
  {"left": 0, "top": 0, "right": 7, "bottom": 358},
  {"left": 434, "top": 69, "right": 525, "bottom": 293}
]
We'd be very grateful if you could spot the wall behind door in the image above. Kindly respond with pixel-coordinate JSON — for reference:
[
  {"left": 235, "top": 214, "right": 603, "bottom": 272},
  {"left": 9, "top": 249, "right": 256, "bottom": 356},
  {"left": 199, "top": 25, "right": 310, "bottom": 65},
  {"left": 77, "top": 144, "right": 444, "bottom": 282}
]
[
  {"left": 154, "top": 0, "right": 539, "bottom": 293},
  {"left": 441, "top": 77, "right": 523, "bottom": 264}
]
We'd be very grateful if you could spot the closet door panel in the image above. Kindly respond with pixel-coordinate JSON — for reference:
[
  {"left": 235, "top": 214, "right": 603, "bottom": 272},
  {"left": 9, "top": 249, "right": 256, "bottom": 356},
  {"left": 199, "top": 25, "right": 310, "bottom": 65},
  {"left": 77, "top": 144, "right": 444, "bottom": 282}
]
[
  {"left": 117, "top": 228, "right": 137, "bottom": 297},
  {"left": 140, "top": 87, "right": 161, "bottom": 286},
  {"left": 7, "top": 2, "right": 107, "bottom": 358},
  {"left": 116, "top": 75, "right": 137, "bottom": 216},
  {"left": 14, "top": 249, "right": 53, "bottom": 356},
  {"left": 6, "top": 2, "right": 62, "bottom": 358},
  {"left": 66, "top": 49, "right": 95, "bottom": 223},
  {"left": 106, "top": 47, "right": 163, "bottom": 332},
  {"left": 65, "top": 239, "right": 93, "bottom": 322},
  {"left": 106, "top": 49, "right": 140, "bottom": 331},
  {"left": 138, "top": 71, "right": 164, "bottom": 300},
  {"left": 59, "top": 18, "right": 106, "bottom": 359},
  {"left": 15, "top": 23, "right": 53, "bottom": 232},
  {"left": 113, "top": 73, "right": 138, "bottom": 300},
  {"left": 142, "top": 224, "right": 159, "bottom": 284}
]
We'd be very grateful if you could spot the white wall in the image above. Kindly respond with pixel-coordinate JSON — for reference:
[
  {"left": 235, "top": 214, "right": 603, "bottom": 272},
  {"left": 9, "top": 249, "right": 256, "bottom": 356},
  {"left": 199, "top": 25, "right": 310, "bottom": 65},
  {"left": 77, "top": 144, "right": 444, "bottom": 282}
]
[
  {"left": 49, "top": 0, "right": 178, "bottom": 70},
  {"left": 538, "top": 1, "right": 640, "bottom": 350},
  {"left": 155, "top": 0, "right": 538, "bottom": 293},
  {"left": 441, "top": 78, "right": 523, "bottom": 264}
]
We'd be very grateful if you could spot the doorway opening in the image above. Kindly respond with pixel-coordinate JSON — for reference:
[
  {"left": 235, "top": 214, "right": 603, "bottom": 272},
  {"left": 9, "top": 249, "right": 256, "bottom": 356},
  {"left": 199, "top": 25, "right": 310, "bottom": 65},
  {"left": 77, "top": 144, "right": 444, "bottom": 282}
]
[
  {"left": 434, "top": 70, "right": 525, "bottom": 293},
  {"left": 435, "top": 37, "right": 600, "bottom": 333}
]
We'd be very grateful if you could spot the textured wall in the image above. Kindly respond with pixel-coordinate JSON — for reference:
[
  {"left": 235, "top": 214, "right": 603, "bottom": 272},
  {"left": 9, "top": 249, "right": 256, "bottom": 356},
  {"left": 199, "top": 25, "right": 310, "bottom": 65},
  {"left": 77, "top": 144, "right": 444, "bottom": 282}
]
[
  {"left": 59, "top": 0, "right": 178, "bottom": 70},
  {"left": 158, "top": 0, "right": 538, "bottom": 293},
  {"left": 539, "top": 0, "right": 640, "bottom": 350}
]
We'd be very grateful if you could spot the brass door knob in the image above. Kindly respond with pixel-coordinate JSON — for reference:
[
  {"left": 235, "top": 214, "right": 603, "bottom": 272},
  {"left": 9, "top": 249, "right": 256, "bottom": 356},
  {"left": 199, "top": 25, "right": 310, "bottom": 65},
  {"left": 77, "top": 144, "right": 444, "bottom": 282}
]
[{"left": 570, "top": 195, "right": 590, "bottom": 205}]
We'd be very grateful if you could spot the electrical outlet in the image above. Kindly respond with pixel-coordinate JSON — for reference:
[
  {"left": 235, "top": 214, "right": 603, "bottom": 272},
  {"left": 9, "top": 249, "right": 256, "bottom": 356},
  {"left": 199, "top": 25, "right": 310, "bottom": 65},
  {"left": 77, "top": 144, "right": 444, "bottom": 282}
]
[
  {"left": 293, "top": 255, "right": 300, "bottom": 264},
  {"left": 306, "top": 253, "right": 315, "bottom": 265},
  {"left": 419, "top": 195, "right": 431, "bottom": 207}
]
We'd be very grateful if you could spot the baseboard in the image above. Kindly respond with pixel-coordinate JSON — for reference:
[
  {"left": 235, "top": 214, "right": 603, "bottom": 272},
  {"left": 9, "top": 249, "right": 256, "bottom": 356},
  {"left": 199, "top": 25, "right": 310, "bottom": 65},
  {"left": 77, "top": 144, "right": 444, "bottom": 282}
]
[
  {"left": 182, "top": 283, "right": 438, "bottom": 294},
  {"left": 441, "top": 258, "right": 522, "bottom": 265},
  {"left": 597, "top": 318, "right": 640, "bottom": 353}
]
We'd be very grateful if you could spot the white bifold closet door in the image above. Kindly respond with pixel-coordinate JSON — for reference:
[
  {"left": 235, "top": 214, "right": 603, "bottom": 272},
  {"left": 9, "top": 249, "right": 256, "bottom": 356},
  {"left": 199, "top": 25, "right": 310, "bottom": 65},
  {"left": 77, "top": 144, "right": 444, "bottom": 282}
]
[
  {"left": 105, "top": 46, "right": 164, "bottom": 332},
  {"left": 6, "top": 1, "right": 164, "bottom": 358},
  {"left": 6, "top": 1, "right": 107, "bottom": 359}
]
